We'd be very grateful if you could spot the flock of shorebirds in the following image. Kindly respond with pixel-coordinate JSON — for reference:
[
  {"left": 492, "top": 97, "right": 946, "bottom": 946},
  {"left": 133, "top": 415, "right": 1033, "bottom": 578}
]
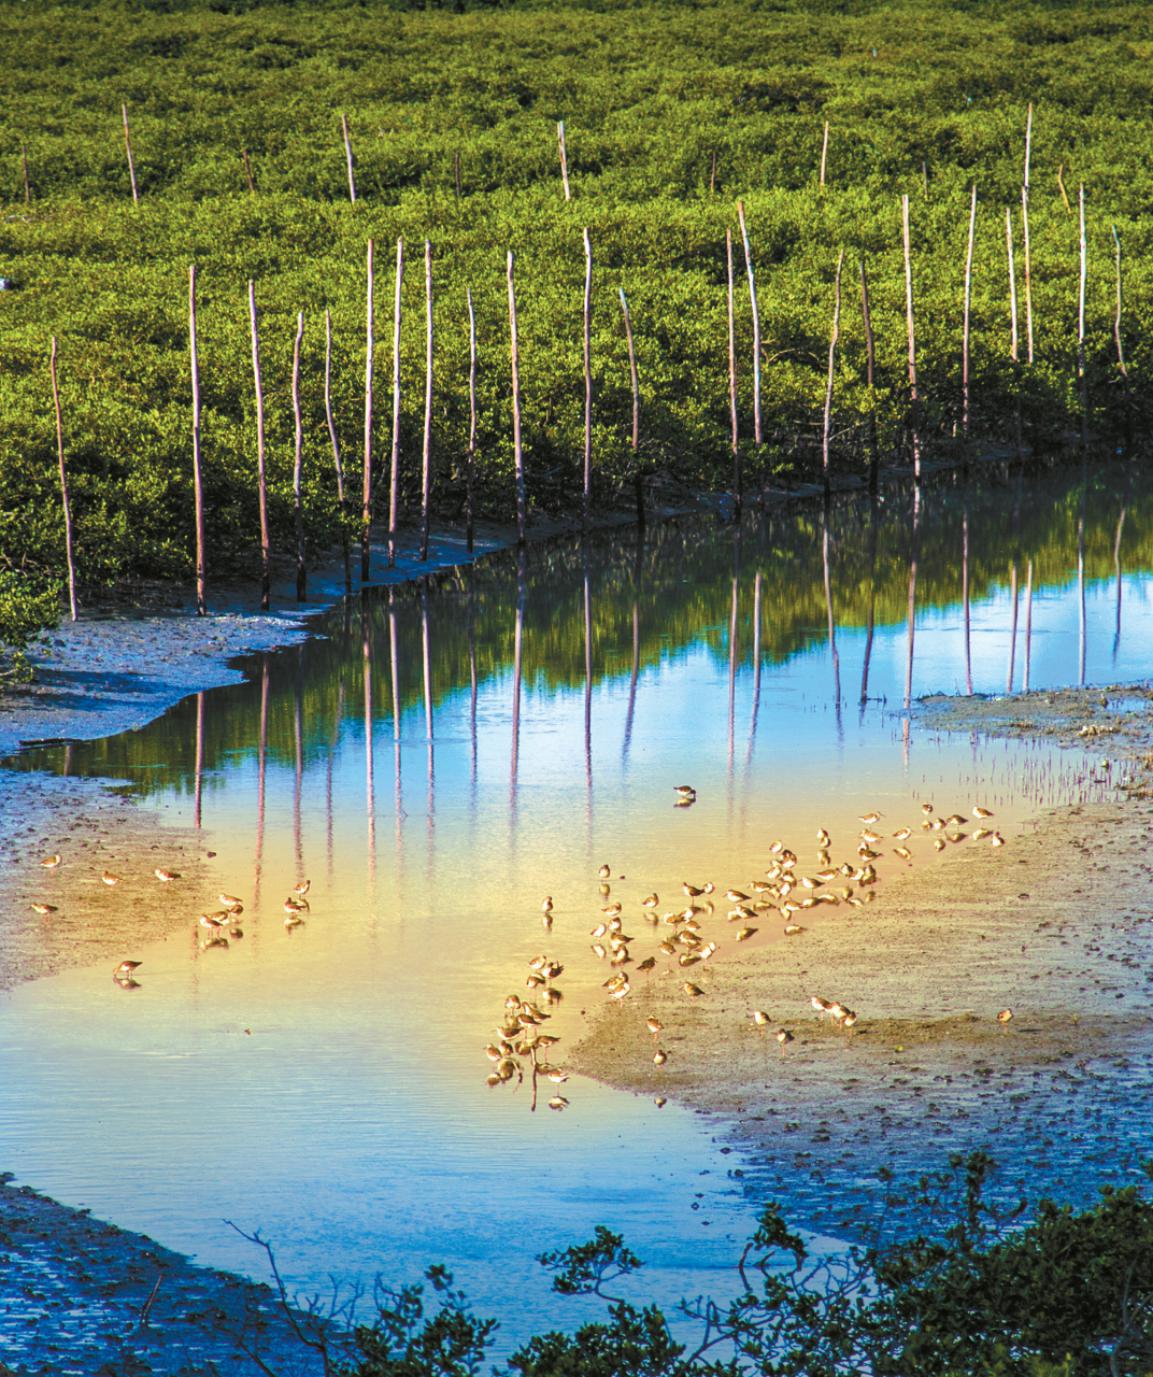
[
  {"left": 486, "top": 790, "right": 1012, "bottom": 1107},
  {"left": 28, "top": 851, "right": 313, "bottom": 989}
]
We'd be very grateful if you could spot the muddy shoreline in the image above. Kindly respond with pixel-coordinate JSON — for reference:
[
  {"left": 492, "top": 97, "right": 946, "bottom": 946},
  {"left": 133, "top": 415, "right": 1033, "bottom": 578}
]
[{"left": 573, "top": 685, "right": 1153, "bottom": 1239}]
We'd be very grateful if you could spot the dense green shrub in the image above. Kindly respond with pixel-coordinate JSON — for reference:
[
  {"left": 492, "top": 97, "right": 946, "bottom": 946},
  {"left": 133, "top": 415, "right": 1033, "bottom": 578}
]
[{"left": 2, "top": 0, "right": 1152, "bottom": 645}]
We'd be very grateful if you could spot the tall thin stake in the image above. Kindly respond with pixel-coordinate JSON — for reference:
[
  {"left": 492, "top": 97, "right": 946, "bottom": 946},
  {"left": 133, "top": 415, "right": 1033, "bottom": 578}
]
[
  {"left": 188, "top": 269, "right": 206, "bottom": 616},
  {"left": 1078, "top": 184, "right": 1088, "bottom": 448},
  {"left": 1024, "top": 102, "right": 1033, "bottom": 191},
  {"left": 1111, "top": 224, "right": 1129, "bottom": 381},
  {"left": 736, "top": 201, "right": 762, "bottom": 454},
  {"left": 49, "top": 338, "right": 78, "bottom": 622},
  {"left": 582, "top": 227, "right": 593, "bottom": 531},
  {"left": 819, "top": 119, "right": 830, "bottom": 187},
  {"left": 420, "top": 239, "right": 434, "bottom": 561},
  {"left": 709, "top": 150, "right": 717, "bottom": 196},
  {"left": 961, "top": 184, "right": 977, "bottom": 437},
  {"left": 341, "top": 113, "right": 357, "bottom": 204},
  {"left": 901, "top": 194, "right": 921, "bottom": 482},
  {"left": 122, "top": 102, "right": 139, "bottom": 204},
  {"left": 248, "top": 280, "right": 270, "bottom": 610},
  {"left": 821, "top": 249, "right": 844, "bottom": 494},
  {"left": 21, "top": 143, "right": 31, "bottom": 205},
  {"left": 1021, "top": 185, "right": 1034, "bottom": 365},
  {"left": 726, "top": 227, "right": 739, "bottom": 486},
  {"left": 1056, "top": 164, "right": 1071, "bottom": 215},
  {"left": 619, "top": 285, "right": 641, "bottom": 524},
  {"left": 324, "top": 308, "right": 351, "bottom": 594},
  {"left": 1005, "top": 206, "right": 1019, "bottom": 362},
  {"left": 292, "top": 310, "right": 306, "bottom": 601},
  {"left": 508, "top": 250, "right": 526, "bottom": 545},
  {"left": 362, "top": 238, "right": 375, "bottom": 579},
  {"left": 860, "top": 259, "right": 878, "bottom": 494},
  {"left": 388, "top": 237, "right": 404, "bottom": 566},
  {"left": 557, "top": 121, "right": 571, "bottom": 202},
  {"left": 466, "top": 287, "right": 477, "bottom": 553}
]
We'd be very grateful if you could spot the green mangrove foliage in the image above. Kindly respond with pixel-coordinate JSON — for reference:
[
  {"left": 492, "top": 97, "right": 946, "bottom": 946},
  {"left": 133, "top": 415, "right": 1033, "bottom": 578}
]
[{"left": 2, "top": 0, "right": 1152, "bottom": 643}]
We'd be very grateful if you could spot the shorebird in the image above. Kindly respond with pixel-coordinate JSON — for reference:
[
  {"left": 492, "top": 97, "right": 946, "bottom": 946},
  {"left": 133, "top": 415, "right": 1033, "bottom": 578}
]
[
  {"left": 735, "top": 926, "right": 757, "bottom": 941},
  {"left": 683, "top": 982, "right": 705, "bottom": 998},
  {"left": 283, "top": 896, "right": 309, "bottom": 914},
  {"left": 892, "top": 827, "right": 911, "bottom": 841},
  {"left": 113, "top": 960, "right": 142, "bottom": 979},
  {"left": 859, "top": 811, "right": 882, "bottom": 825},
  {"left": 682, "top": 881, "right": 714, "bottom": 898},
  {"left": 776, "top": 1028, "right": 795, "bottom": 1050},
  {"left": 675, "top": 784, "right": 697, "bottom": 801},
  {"left": 40, "top": 855, "right": 61, "bottom": 869},
  {"left": 541, "top": 896, "right": 554, "bottom": 915},
  {"left": 997, "top": 1007, "right": 1014, "bottom": 1024},
  {"left": 219, "top": 893, "right": 243, "bottom": 909},
  {"left": 752, "top": 1009, "right": 770, "bottom": 1033},
  {"left": 154, "top": 868, "right": 180, "bottom": 882},
  {"left": 100, "top": 871, "right": 120, "bottom": 887},
  {"left": 294, "top": 879, "right": 311, "bottom": 896},
  {"left": 653, "top": 1049, "right": 668, "bottom": 1066},
  {"left": 811, "top": 995, "right": 834, "bottom": 1015},
  {"left": 783, "top": 923, "right": 806, "bottom": 936},
  {"left": 636, "top": 956, "right": 656, "bottom": 972},
  {"left": 920, "top": 802, "right": 934, "bottom": 815},
  {"left": 641, "top": 893, "right": 659, "bottom": 909},
  {"left": 30, "top": 903, "right": 58, "bottom": 915},
  {"left": 972, "top": 826, "right": 994, "bottom": 841},
  {"left": 973, "top": 806, "right": 995, "bottom": 819},
  {"left": 548, "top": 1096, "right": 569, "bottom": 1111},
  {"left": 645, "top": 1016, "right": 663, "bottom": 1036},
  {"left": 597, "top": 863, "right": 612, "bottom": 880},
  {"left": 725, "top": 888, "right": 750, "bottom": 903},
  {"left": 990, "top": 832, "right": 1005, "bottom": 847}
]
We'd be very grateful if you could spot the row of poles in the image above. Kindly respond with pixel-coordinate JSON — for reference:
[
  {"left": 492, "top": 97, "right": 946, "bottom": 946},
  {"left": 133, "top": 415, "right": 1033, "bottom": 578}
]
[{"left": 43, "top": 108, "right": 1114, "bottom": 625}]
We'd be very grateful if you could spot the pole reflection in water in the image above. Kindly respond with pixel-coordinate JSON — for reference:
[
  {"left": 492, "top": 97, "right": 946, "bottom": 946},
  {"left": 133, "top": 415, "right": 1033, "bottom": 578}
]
[
  {"left": 1024, "top": 559, "right": 1034, "bottom": 692},
  {"left": 389, "top": 588, "right": 402, "bottom": 853},
  {"left": 468, "top": 570, "right": 478, "bottom": 784},
  {"left": 510, "top": 549, "right": 525, "bottom": 807},
  {"left": 1006, "top": 561, "right": 1019, "bottom": 693},
  {"left": 293, "top": 656, "right": 304, "bottom": 874},
  {"left": 1114, "top": 505, "right": 1126, "bottom": 661},
  {"left": 962, "top": 505, "right": 973, "bottom": 695},
  {"left": 904, "top": 493, "right": 920, "bottom": 711},
  {"left": 421, "top": 579, "right": 435, "bottom": 845},
  {"left": 583, "top": 545, "right": 593, "bottom": 800},
  {"left": 193, "top": 691, "right": 205, "bottom": 829},
  {"left": 363, "top": 601, "right": 376, "bottom": 868},
  {"left": 727, "top": 554, "right": 739, "bottom": 772},
  {"left": 746, "top": 569, "right": 763, "bottom": 766},
  {"left": 821, "top": 510, "right": 842, "bottom": 738},
  {"left": 254, "top": 657, "right": 268, "bottom": 903},
  {"left": 1078, "top": 505, "right": 1087, "bottom": 687},
  {"left": 622, "top": 534, "right": 644, "bottom": 764},
  {"left": 859, "top": 498, "right": 878, "bottom": 709}
]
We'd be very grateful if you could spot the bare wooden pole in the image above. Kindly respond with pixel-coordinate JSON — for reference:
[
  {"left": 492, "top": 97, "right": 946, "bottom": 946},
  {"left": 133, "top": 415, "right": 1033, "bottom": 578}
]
[
  {"left": 248, "top": 280, "right": 271, "bottom": 610},
  {"left": 324, "top": 308, "right": 351, "bottom": 594},
  {"left": 420, "top": 239, "right": 433, "bottom": 561},
  {"left": 21, "top": 143, "right": 31, "bottom": 205},
  {"left": 726, "top": 227, "right": 739, "bottom": 487},
  {"left": 962, "top": 184, "right": 977, "bottom": 437},
  {"left": 388, "top": 237, "right": 404, "bottom": 567},
  {"left": 453, "top": 149, "right": 462, "bottom": 199},
  {"left": 1111, "top": 224, "right": 1129, "bottom": 381},
  {"left": 859, "top": 259, "right": 878, "bottom": 494},
  {"left": 582, "top": 226, "right": 593, "bottom": 531},
  {"left": 1005, "top": 206, "right": 1019, "bottom": 363},
  {"left": 821, "top": 249, "right": 844, "bottom": 494},
  {"left": 188, "top": 269, "right": 206, "bottom": 616},
  {"left": 292, "top": 310, "right": 306, "bottom": 601},
  {"left": 362, "top": 238, "right": 375, "bottom": 579},
  {"left": 736, "top": 201, "right": 762, "bottom": 454},
  {"left": 466, "top": 287, "right": 477, "bottom": 553},
  {"left": 1021, "top": 185, "right": 1034, "bottom": 365},
  {"left": 49, "top": 338, "right": 79, "bottom": 622},
  {"left": 1024, "top": 102, "right": 1033, "bottom": 191},
  {"left": 122, "top": 102, "right": 139, "bottom": 204},
  {"left": 709, "top": 150, "right": 717, "bottom": 196},
  {"left": 819, "top": 119, "right": 830, "bottom": 188},
  {"left": 1078, "top": 184, "right": 1088, "bottom": 449},
  {"left": 557, "top": 120, "right": 571, "bottom": 202},
  {"left": 901, "top": 194, "right": 921, "bottom": 482},
  {"left": 619, "top": 285, "right": 641, "bottom": 524},
  {"left": 241, "top": 148, "right": 255, "bottom": 194},
  {"left": 508, "top": 249, "right": 526, "bottom": 545},
  {"left": 341, "top": 113, "right": 357, "bottom": 204}
]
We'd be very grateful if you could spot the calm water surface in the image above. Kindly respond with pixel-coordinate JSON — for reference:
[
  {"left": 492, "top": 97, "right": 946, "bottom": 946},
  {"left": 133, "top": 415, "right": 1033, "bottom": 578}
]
[{"left": 2, "top": 463, "right": 1151, "bottom": 1341}]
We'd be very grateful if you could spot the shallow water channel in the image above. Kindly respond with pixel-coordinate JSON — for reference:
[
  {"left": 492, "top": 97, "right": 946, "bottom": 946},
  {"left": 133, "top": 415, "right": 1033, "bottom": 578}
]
[{"left": 2, "top": 462, "right": 1152, "bottom": 1345}]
